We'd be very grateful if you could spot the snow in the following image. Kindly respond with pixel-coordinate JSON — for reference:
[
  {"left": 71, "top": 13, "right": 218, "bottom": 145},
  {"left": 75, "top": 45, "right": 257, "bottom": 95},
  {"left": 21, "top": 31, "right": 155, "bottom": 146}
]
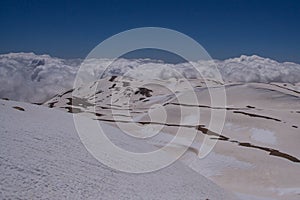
[
  {"left": 0, "top": 99, "right": 235, "bottom": 199},
  {"left": 250, "top": 128, "right": 277, "bottom": 145},
  {"left": 44, "top": 74, "right": 300, "bottom": 200},
  {"left": 183, "top": 152, "right": 253, "bottom": 177},
  {"left": 1, "top": 73, "right": 300, "bottom": 199},
  {"left": 1, "top": 52, "right": 300, "bottom": 199},
  {"left": 271, "top": 187, "right": 300, "bottom": 196},
  {"left": 235, "top": 192, "right": 276, "bottom": 200}
]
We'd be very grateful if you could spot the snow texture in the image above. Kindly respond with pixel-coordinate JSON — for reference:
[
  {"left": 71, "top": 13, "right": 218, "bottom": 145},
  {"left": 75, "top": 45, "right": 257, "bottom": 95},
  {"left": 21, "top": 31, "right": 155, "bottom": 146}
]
[{"left": 0, "top": 99, "right": 235, "bottom": 200}]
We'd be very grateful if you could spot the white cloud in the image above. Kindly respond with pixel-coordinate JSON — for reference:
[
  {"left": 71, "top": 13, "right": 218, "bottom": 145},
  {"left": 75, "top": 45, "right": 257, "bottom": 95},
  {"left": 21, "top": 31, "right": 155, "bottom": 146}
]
[
  {"left": 217, "top": 55, "right": 300, "bottom": 83},
  {"left": 0, "top": 53, "right": 78, "bottom": 103},
  {"left": 0, "top": 52, "right": 299, "bottom": 103}
]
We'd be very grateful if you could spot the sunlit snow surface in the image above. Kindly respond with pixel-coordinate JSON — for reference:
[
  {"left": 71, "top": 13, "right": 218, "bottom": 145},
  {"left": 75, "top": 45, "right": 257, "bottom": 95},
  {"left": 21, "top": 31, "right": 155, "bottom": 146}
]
[
  {"left": 0, "top": 99, "right": 235, "bottom": 200},
  {"left": 44, "top": 76, "right": 300, "bottom": 200},
  {"left": 250, "top": 128, "right": 277, "bottom": 145},
  {"left": 1, "top": 52, "right": 300, "bottom": 199}
]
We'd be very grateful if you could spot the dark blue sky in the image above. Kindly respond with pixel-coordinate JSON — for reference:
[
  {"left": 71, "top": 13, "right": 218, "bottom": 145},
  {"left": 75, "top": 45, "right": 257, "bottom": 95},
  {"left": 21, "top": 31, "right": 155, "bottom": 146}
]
[{"left": 0, "top": 0, "right": 299, "bottom": 63}]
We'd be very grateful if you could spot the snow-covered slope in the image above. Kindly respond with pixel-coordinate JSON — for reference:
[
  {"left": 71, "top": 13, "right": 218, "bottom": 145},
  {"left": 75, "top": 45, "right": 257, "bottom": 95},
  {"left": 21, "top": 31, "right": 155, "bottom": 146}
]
[
  {"left": 1, "top": 52, "right": 300, "bottom": 103},
  {"left": 44, "top": 76, "right": 300, "bottom": 200},
  {"left": 0, "top": 99, "right": 236, "bottom": 199}
]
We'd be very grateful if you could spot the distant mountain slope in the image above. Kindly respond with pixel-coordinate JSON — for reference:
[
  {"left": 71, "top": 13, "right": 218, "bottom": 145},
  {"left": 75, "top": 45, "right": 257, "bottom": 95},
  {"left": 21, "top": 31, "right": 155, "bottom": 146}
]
[
  {"left": 0, "top": 52, "right": 300, "bottom": 103},
  {"left": 44, "top": 76, "right": 300, "bottom": 200}
]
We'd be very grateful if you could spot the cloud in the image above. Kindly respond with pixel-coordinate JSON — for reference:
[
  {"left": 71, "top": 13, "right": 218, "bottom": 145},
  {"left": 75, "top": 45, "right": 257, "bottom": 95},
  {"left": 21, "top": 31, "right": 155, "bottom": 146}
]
[
  {"left": 0, "top": 53, "right": 78, "bottom": 103},
  {"left": 0, "top": 53, "right": 299, "bottom": 103},
  {"left": 217, "top": 55, "right": 300, "bottom": 83}
]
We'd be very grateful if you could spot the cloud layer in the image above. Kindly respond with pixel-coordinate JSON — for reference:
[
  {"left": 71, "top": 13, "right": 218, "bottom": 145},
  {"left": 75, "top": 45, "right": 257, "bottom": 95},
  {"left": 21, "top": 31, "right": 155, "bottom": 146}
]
[{"left": 0, "top": 53, "right": 300, "bottom": 103}]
